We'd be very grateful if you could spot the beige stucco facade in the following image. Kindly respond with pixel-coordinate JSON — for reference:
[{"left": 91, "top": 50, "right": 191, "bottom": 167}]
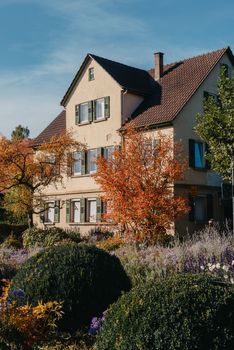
[{"left": 35, "top": 52, "right": 233, "bottom": 236}]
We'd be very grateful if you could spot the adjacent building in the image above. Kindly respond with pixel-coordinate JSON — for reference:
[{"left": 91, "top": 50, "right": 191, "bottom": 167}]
[{"left": 34, "top": 47, "right": 234, "bottom": 235}]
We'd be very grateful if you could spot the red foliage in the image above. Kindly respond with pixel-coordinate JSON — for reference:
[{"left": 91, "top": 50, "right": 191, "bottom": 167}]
[{"left": 94, "top": 127, "right": 189, "bottom": 242}]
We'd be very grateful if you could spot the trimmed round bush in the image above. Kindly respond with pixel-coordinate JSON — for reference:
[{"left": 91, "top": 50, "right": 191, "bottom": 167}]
[
  {"left": 96, "top": 274, "right": 234, "bottom": 350},
  {"left": 11, "top": 244, "right": 131, "bottom": 330},
  {"left": 22, "top": 227, "right": 81, "bottom": 248}
]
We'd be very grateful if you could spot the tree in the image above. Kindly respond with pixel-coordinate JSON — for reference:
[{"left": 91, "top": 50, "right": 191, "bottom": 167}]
[
  {"left": 0, "top": 133, "right": 83, "bottom": 227},
  {"left": 195, "top": 68, "right": 234, "bottom": 181},
  {"left": 11, "top": 125, "right": 30, "bottom": 141},
  {"left": 94, "top": 127, "right": 188, "bottom": 243}
]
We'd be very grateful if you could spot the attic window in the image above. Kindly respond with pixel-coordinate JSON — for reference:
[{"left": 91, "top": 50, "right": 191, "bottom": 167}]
[{"left": 89, "top": 67, "right": 94, "bottom": 81}]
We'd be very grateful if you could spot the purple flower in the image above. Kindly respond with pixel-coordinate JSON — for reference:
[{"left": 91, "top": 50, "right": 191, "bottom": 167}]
[
  {"left": 8, "top": 288, "right": 25, "bottom": 300},
  {"left": 89, "top": 311, "right": 107, "bottom": 335}
]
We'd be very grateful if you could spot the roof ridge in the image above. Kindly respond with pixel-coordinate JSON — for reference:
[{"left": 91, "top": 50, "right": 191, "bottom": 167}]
[
  {"left": 149, "top": 47, "right": 228, "bottom": 72},
  {"left": 89, "top": 53, "right": 149, "bottom": 74}
]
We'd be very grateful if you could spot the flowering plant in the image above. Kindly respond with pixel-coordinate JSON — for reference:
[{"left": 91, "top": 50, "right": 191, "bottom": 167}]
[{"left": 0, "top": 279, "right": 64, "bottom": 347}]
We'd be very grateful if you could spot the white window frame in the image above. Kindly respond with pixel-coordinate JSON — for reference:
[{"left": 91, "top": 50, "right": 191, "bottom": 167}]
[
  {"left": 71, "top": 199, "right": 81, "bottom": 223},
  {"left": 73, "top": 151, "right": 82, "bottom": 175},
  {"left": 87, "top": 149, "right": 98, "bottom": 174},
  {"left": 88, "top": 67, "right": 94, "bottom": 81},
  {"left": 87, "top": 198, "right": 97, "bottom": 223},
  {"left": 44, "top": 201, "right": 55, "bottom": 224},
  {"left": 95, "top": 98, "right": 105, "bottom": 120},
  {"left": 79, "top": 102, "right": 89, "bottom": 124}
]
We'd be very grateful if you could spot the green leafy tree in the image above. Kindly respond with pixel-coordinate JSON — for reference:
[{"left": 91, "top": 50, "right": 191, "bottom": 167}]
[
  {"left": 11, "top": 125, "right": 30, "bottom": 141},
  {"left": 195, "top": 68, "right": 234, "bottom": 181}
]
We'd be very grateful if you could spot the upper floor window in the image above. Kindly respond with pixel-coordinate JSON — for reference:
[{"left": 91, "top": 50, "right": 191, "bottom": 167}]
[
  {"left": 87, "top": 149, "right": 98, "bottom": 173},
  {"left": 189, "top": 139, "right": 207, "bottom": 169},
  {"left": 89, "top": 67, "right": 94, "bottom": 81},
  {"left": 75, "top": 97, "right": 110, "bottom": 125},
  {"left": 73, "top": 152, "right": 82, "bottom": 175}
]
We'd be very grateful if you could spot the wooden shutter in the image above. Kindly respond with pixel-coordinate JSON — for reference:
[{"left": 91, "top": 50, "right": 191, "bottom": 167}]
[
  {"left": 88, "top": 101, "right": 93, "bottom": 122},
  {"left": 80, "top": 198, "right": 86, "bottom": 223},
  {"left": 104, "top": 96, "right": 110, "bottom": 118},
  {"left": 189, "top": 139, "right": 195, "bottom": 168},
  {"left": 66, "top": 200, "right": 71, "bottom": 223},
  {"left": 188, "top": 195, "right": 195, "bottom": 222},
  {"left": 207, "top": 194, "right": 213, "bottom": 220},
  {"left": 75, "top": 105, "right": 79, "bottom": 125},
  {"left": 81, "top": 150, "right": 86, "bottom": 175},
  {"left": 96, "top": 198, "right": 102, "bottom": 222},
  {"left": 54, "top": 200, "right": 60, "bottom": 223},
  {"left": 67, "top": 152, "right": 73, "bottom": 176}
]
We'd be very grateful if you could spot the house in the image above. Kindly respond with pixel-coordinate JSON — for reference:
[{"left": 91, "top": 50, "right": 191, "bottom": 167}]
[{"left": 34, "top": 47, "right": 234, "bottom": 235}]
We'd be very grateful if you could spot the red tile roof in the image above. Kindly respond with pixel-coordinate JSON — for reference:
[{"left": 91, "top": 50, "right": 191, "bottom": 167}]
[
  {"left": 35, "top": 47, "right": 233, "bottom": 142},
  {"left": 130, "top": 47, "right": 233, "bottom": 127},
  {"left": 33, "top": 110, "right": 66, "bottom": 145}
]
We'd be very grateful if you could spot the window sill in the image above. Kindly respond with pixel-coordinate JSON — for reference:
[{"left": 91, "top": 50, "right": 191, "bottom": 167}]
[
  {"left": 190, "top": 167, "right": 208, "bottom": 172},
  {"left": 93, "top": 117, "right": 107, "bottom": 123},
  {"left": 78, "top": 121, "right": 91, "bottom": 126},
  {"left": 71, "top": 174, "right": 92, "bottom": 178}
]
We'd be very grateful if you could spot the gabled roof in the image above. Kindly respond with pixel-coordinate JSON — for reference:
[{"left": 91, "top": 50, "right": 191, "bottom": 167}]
[
  {"left": 33, "top": 110, "right": 66, "bottom": 145},
  {"left": 130, "top": 47, "right": 234, "bottom": 127},
  {"left": 60, "top": 53, "right": 155, "bottom": 106}
]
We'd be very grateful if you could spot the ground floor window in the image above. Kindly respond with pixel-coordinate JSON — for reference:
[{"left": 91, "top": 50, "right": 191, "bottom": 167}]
[
  {"left": 66, "top": 197, "right": 102, "bottom": 224},
  {"left": 189, "top": 193, "right": 213, "bottom": 223},
  {"left": 87, "top": 199, "right": 97, "bottom": 223},
  {"left": 44, "top": 202, "right": 55, "bottom": 223}
]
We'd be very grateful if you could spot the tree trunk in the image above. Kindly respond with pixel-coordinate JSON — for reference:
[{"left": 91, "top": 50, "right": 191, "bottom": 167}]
[{"left": 27, "top": 212, "right": 33, "bottom": 228}]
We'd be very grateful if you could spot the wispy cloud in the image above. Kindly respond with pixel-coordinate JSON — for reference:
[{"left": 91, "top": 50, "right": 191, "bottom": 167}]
[{"left": 1, "top": 0, "right": 230, "bottom": 138}]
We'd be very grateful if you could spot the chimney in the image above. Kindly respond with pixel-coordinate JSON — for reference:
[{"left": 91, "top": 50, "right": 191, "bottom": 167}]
[{"left": 154, "top": 52, "right": 164, "bottom": 80}]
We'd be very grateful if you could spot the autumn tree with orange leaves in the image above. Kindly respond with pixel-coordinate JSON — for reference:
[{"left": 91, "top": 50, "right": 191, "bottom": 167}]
[
  {"left": 94, "top": 128, "right": 189, "bottom": 243},
  {"left": 0, "top": 133, "right": 83, "bottom": 227}
]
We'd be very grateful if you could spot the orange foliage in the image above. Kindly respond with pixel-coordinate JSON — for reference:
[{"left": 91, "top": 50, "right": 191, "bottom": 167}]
[
  {"left": 0, "top": 132, "right": 83, "bottom": 224},
  {"left": 94, "top": 127, "right": 189, "bottom": 243}
]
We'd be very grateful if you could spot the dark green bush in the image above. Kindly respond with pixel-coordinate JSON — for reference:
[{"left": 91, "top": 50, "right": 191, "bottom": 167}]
[
  {"left": 0, "top": 224, "right": 27, "bottom": 244},
  {"left": 22, "top": 227, "right": 81, "bottom": 248},
  {"left": 1, "top": 233, "right": 22, "bottom": 249},
  {"left": 96, "top": 274, "right": 234, "bottom": 350},
  {"left": 11, "top": 244, "right": 131, "bottom": 330},
  {"left": 0, "top": 319, "right": 25, "bottom": 350}
]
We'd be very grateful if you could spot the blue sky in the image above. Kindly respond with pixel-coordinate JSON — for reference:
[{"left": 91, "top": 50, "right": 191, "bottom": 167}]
[{"left": 0, "top": 0, "right": 233, "bottom": 138}]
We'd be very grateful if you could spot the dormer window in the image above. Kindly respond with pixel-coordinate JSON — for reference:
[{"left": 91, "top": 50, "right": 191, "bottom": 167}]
[{"left": 89, "top": 67, "right": 94, "bottom": 81}]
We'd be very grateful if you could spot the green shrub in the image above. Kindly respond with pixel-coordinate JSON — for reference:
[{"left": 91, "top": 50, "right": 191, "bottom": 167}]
[
  {"left": 11, "top": 244, "right": 131, "bottom": 330},
  {"left": 0, "top": 319, "right": 25, "bottom": 350},
  {"left": 22, "top": 227, "right": 81, "bottom": 248},
  {"left": 1, "top": 233, "right": 22, "bottom": 249},
  {"left": 0, "top": 224, "right": 27, "bottom": 244},
  {"left": 95, "top": 274, "right": 234, "bottom": 350}
]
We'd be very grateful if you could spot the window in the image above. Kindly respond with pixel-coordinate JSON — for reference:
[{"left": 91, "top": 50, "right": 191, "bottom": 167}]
[
  {"left": 73, "top": 152, "right": 82, "bottom": 175},
  {"left": 87, "top": 149, "right": 98, "bottom": 173},
  {"left": 189, "top": 194, "right": 213, "bottom": 223},
  {"left": 75, "top": 101, "right": 93, "bottom": 124},
  {"left": 87, "top": 199, "right": 97, "bottom": 222},
  {"left": 94, "top": 98, "right": 105, "bottom": 120},
  {"left": 89, "top": 67, "right": 94, "bottom": 81},
  {"left": 44, "top": 202, "right": 55, "bottom": 223},
  {"left": 71, "top": 200, "right": 80, "bottom": 223},
  {"left": 189, "top": 139, "right": 207, "bottom": 169},
  {"left": 104, "top": 146, "right": 114, "bottom": 160},
  {"left": 75, "top": 97, "right": 110, "bottom": 125}
]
